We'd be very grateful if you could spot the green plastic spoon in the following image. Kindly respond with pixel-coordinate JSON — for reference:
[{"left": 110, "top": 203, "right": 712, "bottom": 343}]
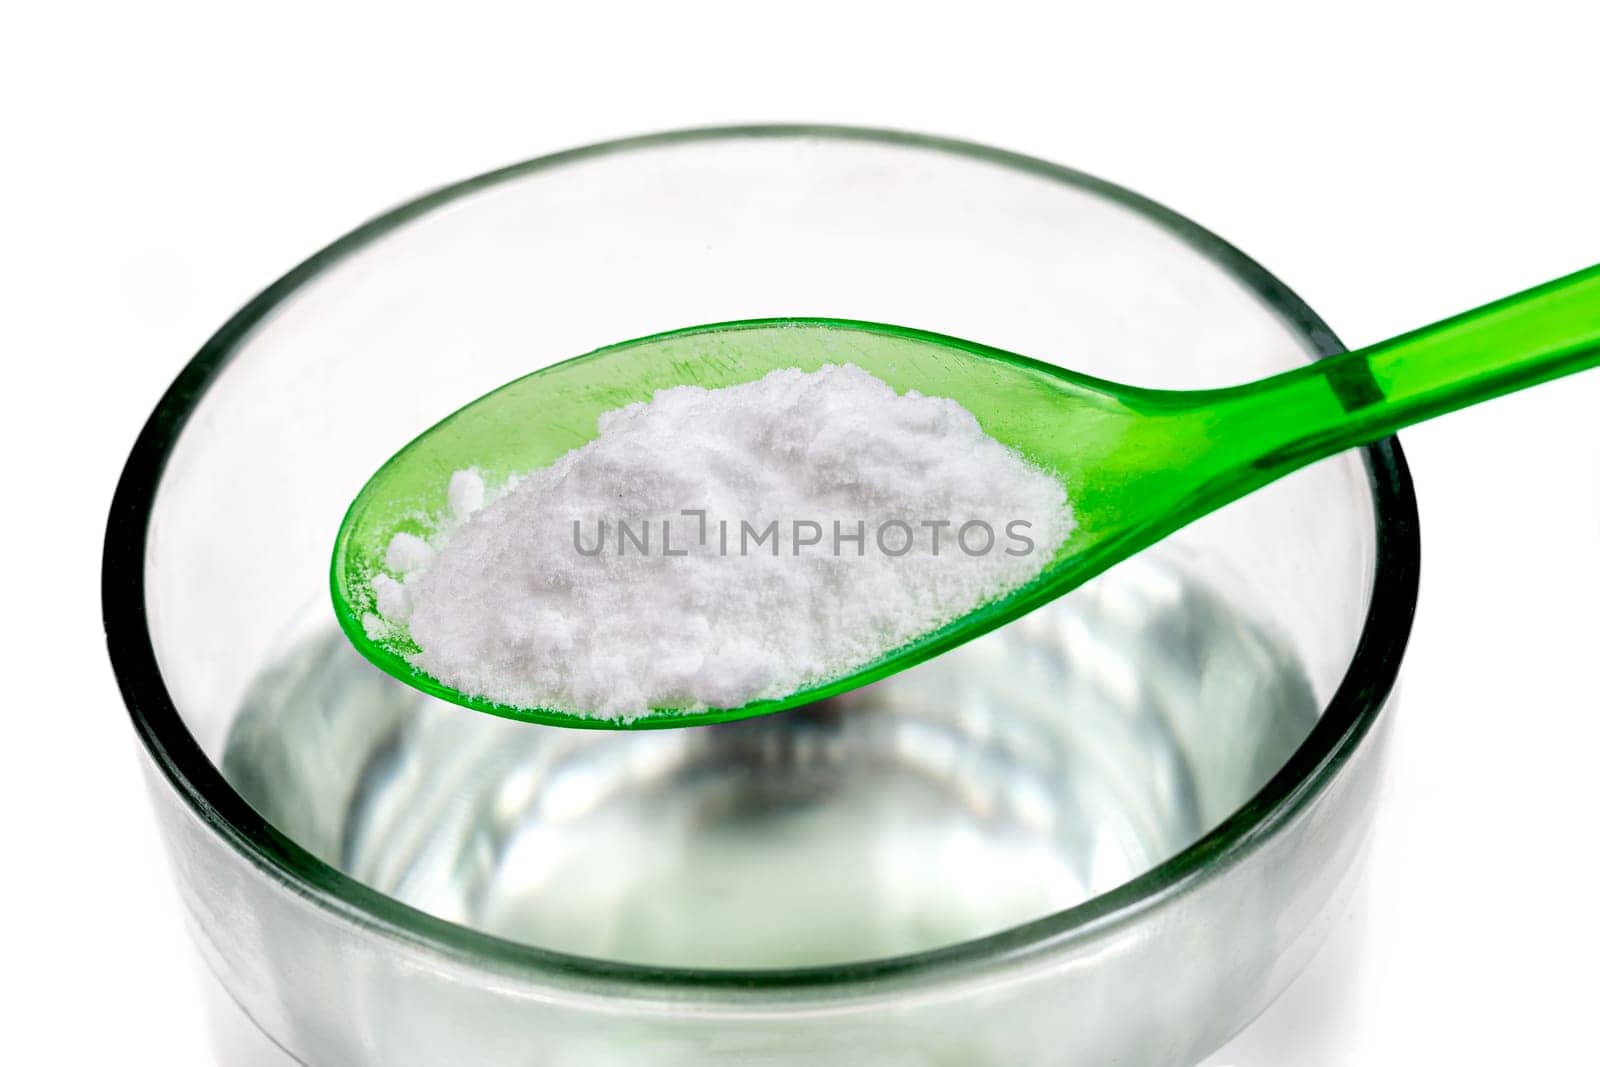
[{"left": 334, "top": 263, "right": 1600, "bottom": 729}]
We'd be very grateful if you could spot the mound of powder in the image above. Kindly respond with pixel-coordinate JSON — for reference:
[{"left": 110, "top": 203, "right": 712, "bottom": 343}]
[{"left": 367, "top": 364, "right": 1073, "bottom": 720}]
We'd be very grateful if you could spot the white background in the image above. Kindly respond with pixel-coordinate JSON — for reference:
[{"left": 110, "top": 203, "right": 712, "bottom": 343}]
[{"left": 5, "top": 3, "right": 1598, "bottom": 1063}]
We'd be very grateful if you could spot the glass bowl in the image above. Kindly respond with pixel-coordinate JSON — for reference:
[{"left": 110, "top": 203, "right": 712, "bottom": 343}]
[{"left": 104, "top": 126, "right": 1418, "bottom": 1066}]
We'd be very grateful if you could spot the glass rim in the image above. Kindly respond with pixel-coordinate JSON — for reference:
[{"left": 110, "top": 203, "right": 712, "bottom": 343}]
[{"left": 101, "top": 124, "right": 1420, "bottom": 997}]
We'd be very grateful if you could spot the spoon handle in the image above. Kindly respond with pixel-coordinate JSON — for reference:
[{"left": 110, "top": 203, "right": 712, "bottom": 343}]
[{"left": 1219, "top": 263, "right": 1600, "bottom": 473}]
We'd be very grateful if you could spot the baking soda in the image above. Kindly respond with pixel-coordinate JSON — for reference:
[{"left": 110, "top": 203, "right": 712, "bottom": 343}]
[{"left": 368, "top": 364, "right": 1073, "bottom": 719}]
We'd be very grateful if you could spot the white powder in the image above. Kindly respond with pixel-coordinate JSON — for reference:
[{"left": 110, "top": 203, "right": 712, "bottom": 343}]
[{"left": 368, "top": 364, "right": 1073, "bottom": 719}]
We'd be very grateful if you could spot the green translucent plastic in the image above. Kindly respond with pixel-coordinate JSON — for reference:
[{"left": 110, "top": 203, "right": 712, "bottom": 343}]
[{"left": 333, "top": 263, "right": 1600, "bottom": 729}]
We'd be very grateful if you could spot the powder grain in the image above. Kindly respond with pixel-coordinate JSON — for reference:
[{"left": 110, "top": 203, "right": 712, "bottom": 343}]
[{"left": 369, "top": 364, "right": 1073, "bottom": 719}]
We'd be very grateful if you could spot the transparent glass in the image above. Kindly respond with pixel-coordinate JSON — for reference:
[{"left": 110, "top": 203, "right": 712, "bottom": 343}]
[{"left": 104, "top": 127, "right": 1418, "bottom": 1065}]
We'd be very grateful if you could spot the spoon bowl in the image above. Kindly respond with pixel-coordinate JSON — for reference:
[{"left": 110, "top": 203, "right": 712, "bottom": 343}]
[
  {"left": 334, "top": 265, "right": 1600, "bottom": 727},
  {"left": 333, "top": 318, "right": 1161, "bottom": 727}
]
